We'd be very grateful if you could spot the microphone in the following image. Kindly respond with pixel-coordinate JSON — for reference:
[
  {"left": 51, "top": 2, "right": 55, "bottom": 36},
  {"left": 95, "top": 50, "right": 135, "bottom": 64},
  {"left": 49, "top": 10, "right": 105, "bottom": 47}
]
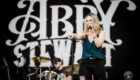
[
  {"left": 26, "top": 72, "right": 36, "bottom": 77},
  {"left": 88, "top": 24, "right": 92, "bottom": 29},
  {"left": 71, "top": 38, "right": 76, "bottom": 42},
  {"left": 26, "top": 68, "right": 38, "bottom": 77}
]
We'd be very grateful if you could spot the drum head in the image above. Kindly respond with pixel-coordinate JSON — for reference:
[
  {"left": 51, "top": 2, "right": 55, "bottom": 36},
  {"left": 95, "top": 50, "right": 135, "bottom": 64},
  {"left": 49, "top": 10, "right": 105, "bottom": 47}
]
[{"left": 45, "top": 71, "right": 58, "bottom": 80}]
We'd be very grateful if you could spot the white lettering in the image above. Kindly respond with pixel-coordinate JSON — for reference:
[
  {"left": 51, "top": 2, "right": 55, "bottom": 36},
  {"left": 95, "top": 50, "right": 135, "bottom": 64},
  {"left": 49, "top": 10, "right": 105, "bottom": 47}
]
[
  {"left": 50, "top": 5, "right": 73, "bottom": 38},
  {"left": 13, "top": 44, "right": 26, "bottom": 67},
  {"left": 6, "top": 0, "right": 137, "bottom": 68},
  {"left": 53, "top": 39, "right": 72, "bottom": 67}
]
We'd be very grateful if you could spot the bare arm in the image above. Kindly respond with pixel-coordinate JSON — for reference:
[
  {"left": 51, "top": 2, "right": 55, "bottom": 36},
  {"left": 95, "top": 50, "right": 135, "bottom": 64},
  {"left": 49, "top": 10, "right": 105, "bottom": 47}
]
[
  {"left": 68, "top": 33, "right": 85, "bottom": 40},
  {"left": 61, "top": 75, "right": 71, "bottom": 80},
  {"left": 94, "top": 31, "right": 105, "bottom": 48}
]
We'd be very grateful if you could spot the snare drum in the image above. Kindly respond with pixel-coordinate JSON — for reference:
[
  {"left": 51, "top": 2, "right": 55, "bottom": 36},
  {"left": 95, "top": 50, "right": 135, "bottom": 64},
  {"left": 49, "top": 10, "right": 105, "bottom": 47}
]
[{"left": 44, "top": 70, "right": 58, "bottom": 80}]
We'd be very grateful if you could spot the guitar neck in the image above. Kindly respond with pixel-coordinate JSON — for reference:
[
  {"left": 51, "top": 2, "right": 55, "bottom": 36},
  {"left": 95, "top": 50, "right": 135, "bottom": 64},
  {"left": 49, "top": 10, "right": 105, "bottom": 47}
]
[{"left": 3, "top": 57, "right": 10, "bottom": 80}]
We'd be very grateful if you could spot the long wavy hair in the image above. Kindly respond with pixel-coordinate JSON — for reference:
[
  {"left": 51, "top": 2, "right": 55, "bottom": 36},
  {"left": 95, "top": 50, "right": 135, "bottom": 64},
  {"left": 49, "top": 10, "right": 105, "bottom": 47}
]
[{"left": 83, "top": 13, "right": 102, "bottom": 34}]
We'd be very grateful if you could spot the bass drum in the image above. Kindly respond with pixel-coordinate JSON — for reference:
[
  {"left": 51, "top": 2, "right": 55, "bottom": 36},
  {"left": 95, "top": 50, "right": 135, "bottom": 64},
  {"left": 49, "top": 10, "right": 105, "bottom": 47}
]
[{"left": 42, "top": 70, "right": 58, "bottom": 80}]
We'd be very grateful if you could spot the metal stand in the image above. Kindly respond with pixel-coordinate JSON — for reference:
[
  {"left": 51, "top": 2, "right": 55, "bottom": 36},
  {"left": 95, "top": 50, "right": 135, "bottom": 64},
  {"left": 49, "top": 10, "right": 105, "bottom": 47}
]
[
  {"left": 17, "top": 44, "right": 40, "bottom": 80},
  {"left": 40, "top": 58, "right": 42, "bottom": 80},
  {"left": 39, "top": 67, "right": 42, "bottom": 80},
  {"left": 70, "top": 39, "right": 75, "bottom": 80}
]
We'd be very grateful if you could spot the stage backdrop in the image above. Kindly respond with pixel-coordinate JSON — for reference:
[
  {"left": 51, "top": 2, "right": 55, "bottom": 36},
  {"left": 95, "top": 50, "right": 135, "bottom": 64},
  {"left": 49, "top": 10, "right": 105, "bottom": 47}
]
[{"left": 1, "top": 0, "right": 138, "bottom": 80}]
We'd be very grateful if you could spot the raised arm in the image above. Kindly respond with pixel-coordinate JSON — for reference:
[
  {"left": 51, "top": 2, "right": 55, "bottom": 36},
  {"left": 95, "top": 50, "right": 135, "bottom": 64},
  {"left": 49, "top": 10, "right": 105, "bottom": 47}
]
[
  {"left": 94, "top": 31, "right": 105, "bottom": 48},
  {"left": 68, "top": 33, "right": 85, "bottom": 40}
]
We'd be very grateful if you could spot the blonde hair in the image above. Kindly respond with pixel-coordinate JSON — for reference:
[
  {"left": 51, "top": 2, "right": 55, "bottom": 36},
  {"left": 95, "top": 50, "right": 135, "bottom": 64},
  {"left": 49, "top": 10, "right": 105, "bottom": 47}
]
[{"left": 83, "top": 13, "right": 102, "bottom": 34}]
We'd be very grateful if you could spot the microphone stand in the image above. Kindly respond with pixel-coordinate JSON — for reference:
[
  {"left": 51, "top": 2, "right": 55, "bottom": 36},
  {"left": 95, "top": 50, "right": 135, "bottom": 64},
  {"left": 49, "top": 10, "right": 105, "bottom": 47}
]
[
  {"left": 70, "top": 39, "right": 75, "bottom": 80},
  {"left": 70, "top": 39, "right": 82, "bottom": 80},
  {"left": 17, "top": 44, "right": 40, "bottom": 80}
]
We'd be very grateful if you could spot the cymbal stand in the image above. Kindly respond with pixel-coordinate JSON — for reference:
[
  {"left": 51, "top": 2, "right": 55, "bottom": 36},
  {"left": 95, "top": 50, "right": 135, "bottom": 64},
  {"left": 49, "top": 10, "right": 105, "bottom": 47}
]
[
  {"left": 28, "top": 68, "right": 31, "bottom": 80},
  {"left": 39, "top": 57, "right": 42, "bottom": 80},
  {"left": 17, "top": 44, "right": 41, "bottom": 80}
]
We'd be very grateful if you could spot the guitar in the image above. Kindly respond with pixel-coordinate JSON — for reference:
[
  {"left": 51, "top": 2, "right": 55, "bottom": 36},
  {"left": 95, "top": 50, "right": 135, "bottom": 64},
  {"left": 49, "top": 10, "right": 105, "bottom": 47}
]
[{"left": 3, "top": 55, "right": 10, "bottom": 80}]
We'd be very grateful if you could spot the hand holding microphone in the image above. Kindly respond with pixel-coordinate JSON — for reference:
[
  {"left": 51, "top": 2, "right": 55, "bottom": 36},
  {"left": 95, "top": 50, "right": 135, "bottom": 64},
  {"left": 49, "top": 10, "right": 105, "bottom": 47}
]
[
  {"left": 88, "top": 24, "right": 97, "bottom": 39},
  {"left": 88, "top": 24, "right": 92, "bottom": 29}
]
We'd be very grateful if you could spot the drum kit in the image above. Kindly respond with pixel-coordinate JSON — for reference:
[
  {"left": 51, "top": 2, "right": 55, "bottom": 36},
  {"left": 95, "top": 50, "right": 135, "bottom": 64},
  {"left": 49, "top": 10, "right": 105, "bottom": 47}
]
[{"left": 27, "top": 56, "right": 81, "bottom": 80}]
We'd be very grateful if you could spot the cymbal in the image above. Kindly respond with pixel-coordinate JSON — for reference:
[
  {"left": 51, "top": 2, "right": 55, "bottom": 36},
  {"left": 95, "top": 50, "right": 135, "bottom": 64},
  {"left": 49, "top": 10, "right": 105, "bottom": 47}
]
[
  {"left": 62, "top": 64, "right": 80, "bottom": 75},
  {"left": 32, "top": 56, "right": 50, "bottom": 63},
  {"left": 77, "top": 59, "right": 81, "bottom": 63}
]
